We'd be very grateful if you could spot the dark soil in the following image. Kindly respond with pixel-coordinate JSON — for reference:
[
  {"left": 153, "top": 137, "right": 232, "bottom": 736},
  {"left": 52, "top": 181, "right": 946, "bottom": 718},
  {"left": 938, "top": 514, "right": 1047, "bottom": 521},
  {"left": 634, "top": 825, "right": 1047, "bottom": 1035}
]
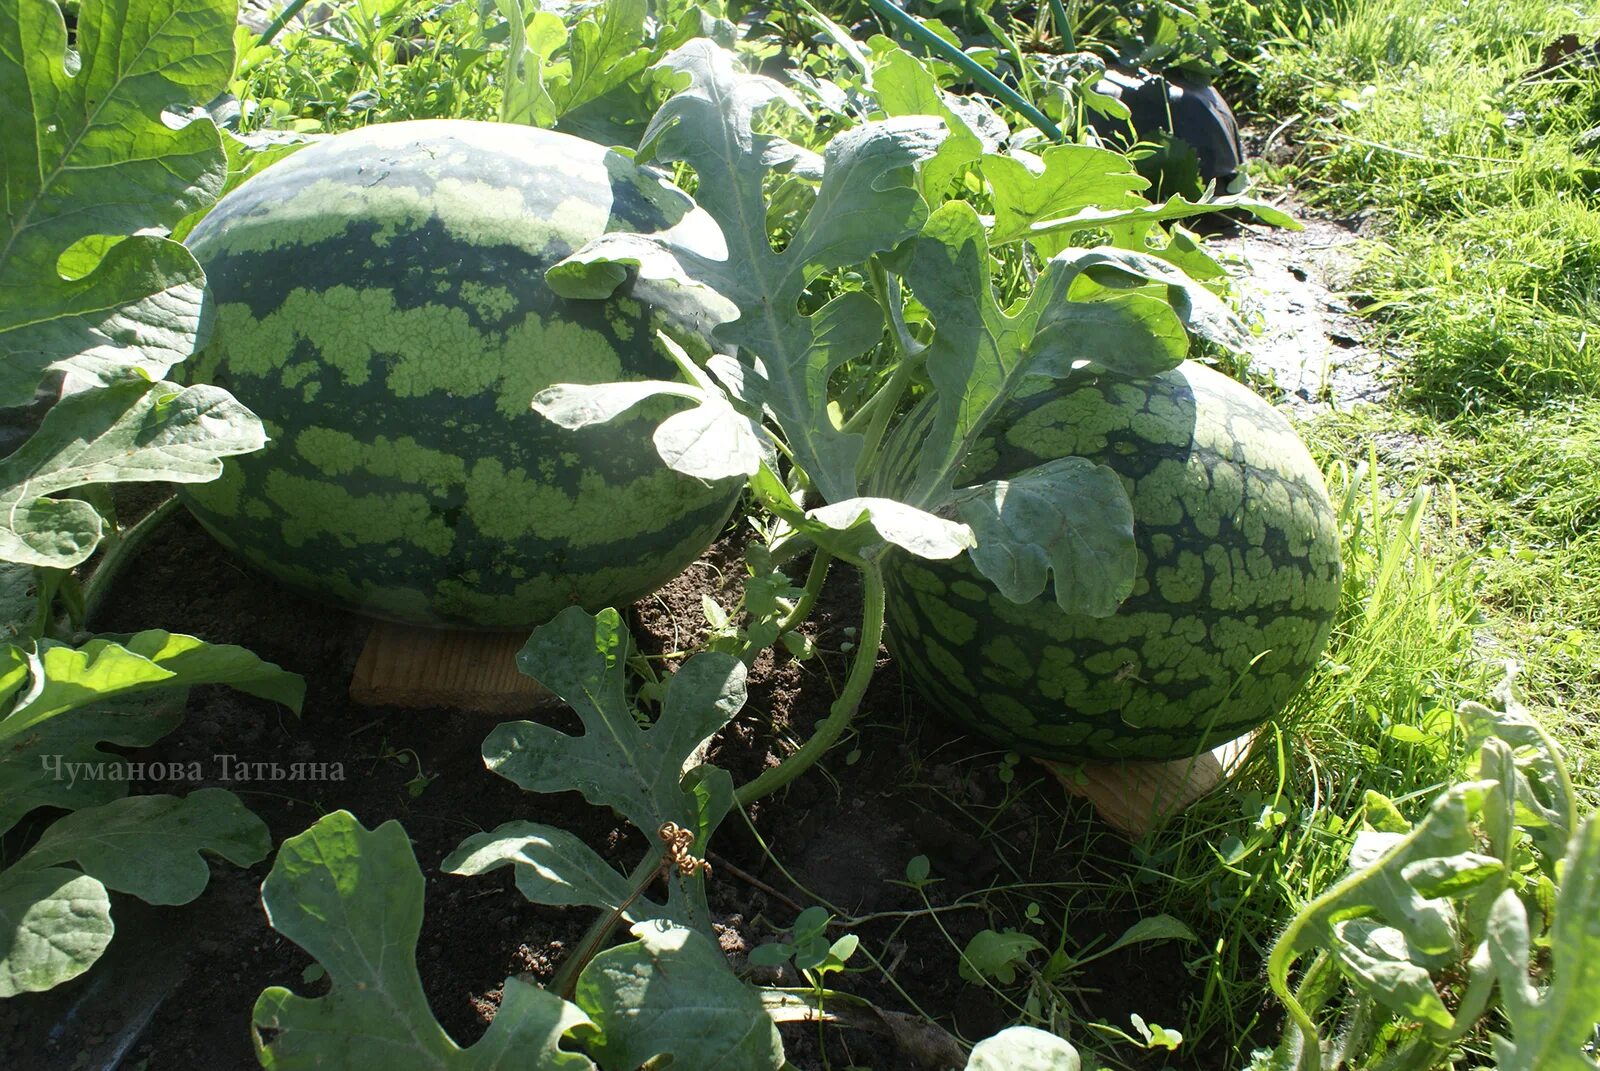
[{"left": 0, "top": 505, "right": 1206, "bottom": 1071}]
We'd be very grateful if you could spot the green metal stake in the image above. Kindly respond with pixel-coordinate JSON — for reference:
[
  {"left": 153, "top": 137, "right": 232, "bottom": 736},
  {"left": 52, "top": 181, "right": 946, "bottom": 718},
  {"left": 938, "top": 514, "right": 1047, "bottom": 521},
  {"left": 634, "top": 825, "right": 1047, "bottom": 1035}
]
[{"left": 859, "top": 0, "right": 1066, "bottom": 142}]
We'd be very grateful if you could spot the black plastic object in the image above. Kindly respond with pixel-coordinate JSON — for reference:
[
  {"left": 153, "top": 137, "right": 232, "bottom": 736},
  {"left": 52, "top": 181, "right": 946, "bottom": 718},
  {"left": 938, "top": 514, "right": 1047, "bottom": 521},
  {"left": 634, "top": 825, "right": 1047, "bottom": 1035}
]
[{"left": 1087, "top": 67, "right": 1245, "bottom": 190}]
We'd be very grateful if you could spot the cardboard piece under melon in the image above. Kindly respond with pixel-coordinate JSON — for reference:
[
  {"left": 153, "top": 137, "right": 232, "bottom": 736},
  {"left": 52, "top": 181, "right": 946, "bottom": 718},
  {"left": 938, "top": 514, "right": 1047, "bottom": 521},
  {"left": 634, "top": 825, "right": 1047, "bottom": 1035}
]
[
  {"left": 350, "top": 622, "right": 548, "bottom": 713},
  {"left": 1040, "top": 730, "right": 1258, "bottom": 838}
]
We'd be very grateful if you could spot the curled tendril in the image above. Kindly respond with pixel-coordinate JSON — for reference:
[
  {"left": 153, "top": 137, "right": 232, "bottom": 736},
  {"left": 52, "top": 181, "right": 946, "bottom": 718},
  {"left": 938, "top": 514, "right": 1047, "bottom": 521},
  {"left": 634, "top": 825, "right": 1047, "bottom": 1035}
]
[{"left": 658, "top": 821, "right": 711, "bottom": 878}]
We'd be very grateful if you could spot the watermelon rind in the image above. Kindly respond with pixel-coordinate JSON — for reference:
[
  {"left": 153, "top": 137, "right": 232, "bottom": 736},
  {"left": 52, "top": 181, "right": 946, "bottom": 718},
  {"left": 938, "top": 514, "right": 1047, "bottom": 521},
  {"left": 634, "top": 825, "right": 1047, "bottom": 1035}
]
[
  {"left": 180, "top": 120, "right": 741, "bottom": 629},
  {"left": 881, "top": 361, "right": 1343, "bottom": 761}
]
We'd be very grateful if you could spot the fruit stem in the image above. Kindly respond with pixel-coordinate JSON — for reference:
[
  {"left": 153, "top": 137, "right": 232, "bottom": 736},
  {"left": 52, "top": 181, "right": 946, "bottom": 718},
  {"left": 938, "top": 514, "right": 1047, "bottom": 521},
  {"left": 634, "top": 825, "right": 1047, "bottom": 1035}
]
[{"left": 735, "top": 563, "right": 885, "bottom": 805}]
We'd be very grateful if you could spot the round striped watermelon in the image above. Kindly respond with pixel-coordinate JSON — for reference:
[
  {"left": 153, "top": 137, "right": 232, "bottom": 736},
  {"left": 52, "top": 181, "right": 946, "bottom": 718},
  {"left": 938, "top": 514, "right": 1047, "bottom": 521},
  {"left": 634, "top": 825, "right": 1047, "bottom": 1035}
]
[
  {"left": 180, "top": 120, "right": 741, "bottom": 629},
  {"left": 883, "top": 362, "right": 1342, "bottom": 761}
]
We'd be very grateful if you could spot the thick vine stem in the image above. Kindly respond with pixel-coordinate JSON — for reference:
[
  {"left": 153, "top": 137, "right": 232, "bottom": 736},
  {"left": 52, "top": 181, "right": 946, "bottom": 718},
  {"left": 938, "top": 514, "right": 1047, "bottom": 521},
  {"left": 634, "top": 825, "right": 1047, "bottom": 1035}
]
[
  {"left": 551, "top": 852, "right": 659, "bottom": 998},
  {"left": 80, "top": 495, "right": 181, "bottom": 629},
  {"left": 847, "top": 265, "right": 924, "bottom": 480},
  {"left": 775, "top": 551, "right": 833, "bottom": 636},
  {"left": 735, "top": 564, "right": 886, "bottom": 806}
]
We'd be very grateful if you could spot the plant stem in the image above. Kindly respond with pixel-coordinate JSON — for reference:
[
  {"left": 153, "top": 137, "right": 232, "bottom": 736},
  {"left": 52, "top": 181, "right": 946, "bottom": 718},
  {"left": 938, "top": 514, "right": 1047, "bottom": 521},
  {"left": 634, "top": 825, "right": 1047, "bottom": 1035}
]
[
  {"left": 776, "top": 551, "right": 832, "bottom": 635},
  {"left": 735, "top": 564, "right": 885, "bottom": 805},
  {"left": 81, "top": 495, "right": 181, "bottom": 629},
  {"left": 860, "top": 0, "right": 1065, "bottom": 142},
  {"left": 257, "top": 0, "right": 313, "bottom": 46},
  {"left": 768, "top": 530, "right": 817, "bottom": 569},
  {"left": 551, "top": 852, "right": 659, "bottom": 999},
  {"left": 854, "top": 275, "right": 922, "bottom": 480}
]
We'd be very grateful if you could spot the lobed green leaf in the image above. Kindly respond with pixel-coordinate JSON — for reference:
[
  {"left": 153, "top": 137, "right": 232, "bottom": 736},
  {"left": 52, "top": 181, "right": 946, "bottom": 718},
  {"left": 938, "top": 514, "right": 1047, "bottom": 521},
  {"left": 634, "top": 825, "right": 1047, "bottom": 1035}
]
[
  {"left": 0, "top": 380, "right": 266, "bottom": 569},
  {"left": 253, "top": 812, "right": 597, "bottom": 1070},
  {"left": 0, "top": 0, "right": 235, "bottom": 406}
]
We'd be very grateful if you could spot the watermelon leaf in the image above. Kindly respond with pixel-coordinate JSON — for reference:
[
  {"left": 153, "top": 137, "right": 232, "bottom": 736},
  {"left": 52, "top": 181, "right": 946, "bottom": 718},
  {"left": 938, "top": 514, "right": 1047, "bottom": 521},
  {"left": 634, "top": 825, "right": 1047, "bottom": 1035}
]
[
  {"left": 5, "top": 789, "right": 269, "bottom": 906},
  {"left": 0, "top": 867, "right": 112, "bottom": 998},
  {"left": 880, "top": 201, "right": 1189, "bottom": 512},
  {"left": 965, "top": 1026, "right": 1081, "bottom": 1071},
  {"left": 0, "top": 633, "right": 300, "bottom": 995},
  {"left": 259, "top": 813, "right": 785, "bottom": 1070},
  {"left": 950, "top": 457, "right": 1136, "bottom": 617},
  {"left": 801, "top": 497, "right": 975, "bottom": 562},
  {"left": 496, "top": 0, "right": 655, "bottom": 130},
  {"left": 471, "top": 606, "right": 746, "bottom": 927},
  {"left": 495, "top": 0, "right": 566, "bottom": 127},
  {"left": 1049, "top": 247, "right": 1249, "bottom": 353},
  {"left": 0, "top": 790, "right": 269, "bottom": 996},
  {"left": 0, "top": 0, "right": 234, "bottom": 406},
  {"left": 575, "top": 920, "right": 785, "bottom": 1071},
  {"left": 1027, "top": 190, "right": 1300, "bottom": 248},
  {"left": 533, "top": 333, "right": 769, "bottom": 481},
  {"left": 0, "top": 380, "right": 267, "bottom": 570},
  {"left": 1459, "top": 680, "right": 1577, "bottom": 877},
  {"left": 1485, "top": 814, "right": 1600, "bottom": 1071},
  {"left": 546, "top": 39, "right": 947, "bottom": 505},
  {"left": 870, "top": 45, "right": 994, "bottom": 198},
  {"left": 533, "top": 378, "right": 766, "bottom": 481},
  {"left": 253, "top": 812, "right": 599, "bottom": 1070},
  {"left": 983, "top": 144, "right": 1150, "bottom": 248},
  {"left": 868, "top": 202, "right": 1192, "bottom": 614},
  {"left": 444, "top": 822, "right": 643, "bottom": 917},
  {"left": 1263, "top": 670, "right": 1598, "bottom": 1070},
  {"left": 0, "top": 630, "right": 304, "bottom": 836}
]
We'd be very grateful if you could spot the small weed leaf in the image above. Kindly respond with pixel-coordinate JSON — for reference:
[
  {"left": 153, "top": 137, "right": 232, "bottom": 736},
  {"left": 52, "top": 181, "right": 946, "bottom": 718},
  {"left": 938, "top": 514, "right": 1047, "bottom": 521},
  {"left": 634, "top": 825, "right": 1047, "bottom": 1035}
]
[
  {"left": 1129, "top": 1013, "right": 1184, "bottom": 1050},
  {"left": 959, "top": 928, "right": 1047, "bottom": 985}
]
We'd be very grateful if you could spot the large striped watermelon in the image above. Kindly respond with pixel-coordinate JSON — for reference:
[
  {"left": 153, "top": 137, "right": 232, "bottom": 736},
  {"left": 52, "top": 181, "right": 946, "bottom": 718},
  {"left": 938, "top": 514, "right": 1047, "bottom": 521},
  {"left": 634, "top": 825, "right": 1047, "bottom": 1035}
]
[
  {"left": 883, "top": 362, "right": 1342, "bottom": 761},
  {"left": 180, "top": 120, "right": 741, "bottom": 629}
]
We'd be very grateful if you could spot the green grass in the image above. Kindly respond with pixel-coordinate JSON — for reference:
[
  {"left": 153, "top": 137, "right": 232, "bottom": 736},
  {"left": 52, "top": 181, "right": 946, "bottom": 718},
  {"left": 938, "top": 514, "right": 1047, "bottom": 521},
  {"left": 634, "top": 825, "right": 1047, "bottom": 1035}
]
[
  {"left": 1250, "top": 0, "right": 1600, "bottom": 410},
  {"left": 1230, "top": 0, "right": 1600, "bottom": 785}
]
